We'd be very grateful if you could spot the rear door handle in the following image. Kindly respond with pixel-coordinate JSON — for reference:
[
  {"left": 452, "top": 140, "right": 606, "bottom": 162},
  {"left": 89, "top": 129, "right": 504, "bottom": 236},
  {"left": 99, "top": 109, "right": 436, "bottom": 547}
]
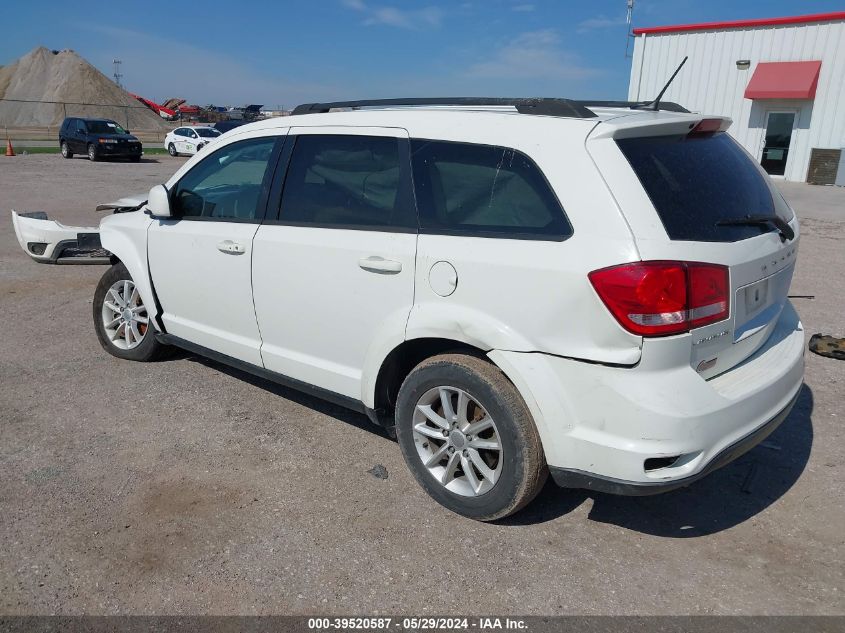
[
  {"left": 358, "top": 256, "right": 402, "bottom": 274},
  {"left": 217, "top": 240, "right": 246, "bottom": 254}
]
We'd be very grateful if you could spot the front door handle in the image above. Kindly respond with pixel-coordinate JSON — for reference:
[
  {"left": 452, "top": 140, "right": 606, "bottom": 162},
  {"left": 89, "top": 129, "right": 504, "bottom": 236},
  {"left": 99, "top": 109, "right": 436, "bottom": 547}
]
[
  {"left": 217, "top": 240, "right": 246, "bottom": 255},
  {"left": 358, "top": 256, "right": 402, "bottom": 274}
]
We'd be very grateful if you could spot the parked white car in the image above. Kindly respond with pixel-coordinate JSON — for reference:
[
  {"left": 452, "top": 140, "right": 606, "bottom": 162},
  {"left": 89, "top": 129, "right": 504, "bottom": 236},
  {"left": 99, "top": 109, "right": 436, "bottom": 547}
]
[
  {"left": 164, "top": 126, "right": 222, "bottom": 156},
  {"left": 11, "top": 98, "right": 804, "bottom": 520}
]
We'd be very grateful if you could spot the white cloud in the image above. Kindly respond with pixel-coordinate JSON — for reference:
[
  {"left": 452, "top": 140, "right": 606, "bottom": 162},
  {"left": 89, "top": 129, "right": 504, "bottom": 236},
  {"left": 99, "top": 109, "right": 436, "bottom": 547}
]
[
  {"left": 577, "top": 14, "right": 627, "bottom": 33},
  {"left": 512, "top": 4, "right": 535, "bottom": 11},
  {"left": 464, "top": 30, "right": 599, "bottom": 81},
  {"left": 341, "top": 1, "right": 443, "bottom": 29}
]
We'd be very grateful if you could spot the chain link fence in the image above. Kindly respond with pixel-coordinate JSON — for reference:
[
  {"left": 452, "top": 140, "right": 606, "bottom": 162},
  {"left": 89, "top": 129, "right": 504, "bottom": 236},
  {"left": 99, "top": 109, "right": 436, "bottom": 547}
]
[{"left": 1, "top": 98, "right": 177, "bottom": 143}]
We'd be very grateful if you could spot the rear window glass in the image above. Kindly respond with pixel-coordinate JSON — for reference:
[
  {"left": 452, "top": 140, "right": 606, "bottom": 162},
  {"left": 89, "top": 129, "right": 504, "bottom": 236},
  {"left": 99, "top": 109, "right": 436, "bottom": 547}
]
[
  {"left": 617, "top": 132, "right": 792, "bottom": 242},
  {"left": 410, "top": 139, "right": 571, "bottom": 240}
]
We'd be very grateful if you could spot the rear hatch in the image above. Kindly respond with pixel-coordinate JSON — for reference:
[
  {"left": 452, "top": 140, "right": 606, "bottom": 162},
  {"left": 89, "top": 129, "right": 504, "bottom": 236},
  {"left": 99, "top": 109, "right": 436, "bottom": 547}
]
[{"left": 587, "top": 111, "right": 799, "bottom": 379}]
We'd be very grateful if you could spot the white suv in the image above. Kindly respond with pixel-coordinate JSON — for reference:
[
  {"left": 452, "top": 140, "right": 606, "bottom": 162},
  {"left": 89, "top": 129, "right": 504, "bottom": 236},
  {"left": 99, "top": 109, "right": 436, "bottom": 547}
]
[{"left": 12, "top": 98, "right": 804, "bottom": 520}]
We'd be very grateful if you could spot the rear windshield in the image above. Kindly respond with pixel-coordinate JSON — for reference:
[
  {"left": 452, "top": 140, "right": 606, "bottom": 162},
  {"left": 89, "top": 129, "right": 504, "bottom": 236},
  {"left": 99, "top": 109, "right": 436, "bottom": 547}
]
[{"left": 617, "top": 132, "right": 792, "bottom": 242}]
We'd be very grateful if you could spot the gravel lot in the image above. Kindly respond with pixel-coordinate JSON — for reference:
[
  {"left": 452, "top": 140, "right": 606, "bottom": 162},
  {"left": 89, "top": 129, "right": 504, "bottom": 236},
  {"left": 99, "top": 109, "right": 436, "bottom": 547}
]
[{"left": 1, "top": 154, "right": 843, "bottom": 615}]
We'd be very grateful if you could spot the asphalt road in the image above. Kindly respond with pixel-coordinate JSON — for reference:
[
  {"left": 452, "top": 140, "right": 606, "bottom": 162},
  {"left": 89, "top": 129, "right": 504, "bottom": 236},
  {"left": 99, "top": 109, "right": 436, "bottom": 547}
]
[{"left": 1, "top": 154, "right": 843, "bottom": 615}]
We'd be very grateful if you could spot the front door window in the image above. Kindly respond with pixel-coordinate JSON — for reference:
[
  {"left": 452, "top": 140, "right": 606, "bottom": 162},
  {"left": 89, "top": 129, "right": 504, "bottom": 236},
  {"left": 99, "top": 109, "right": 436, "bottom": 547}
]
[{"left": 761, "top": 112, "right": 795, "bottom": 177}]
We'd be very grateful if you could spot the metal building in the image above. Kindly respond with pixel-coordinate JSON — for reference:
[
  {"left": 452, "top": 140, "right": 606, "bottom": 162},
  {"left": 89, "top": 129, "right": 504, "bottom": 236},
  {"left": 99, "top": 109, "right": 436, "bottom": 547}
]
[{"left": 628, "top": 11, "right": 845, "bottom": 183}]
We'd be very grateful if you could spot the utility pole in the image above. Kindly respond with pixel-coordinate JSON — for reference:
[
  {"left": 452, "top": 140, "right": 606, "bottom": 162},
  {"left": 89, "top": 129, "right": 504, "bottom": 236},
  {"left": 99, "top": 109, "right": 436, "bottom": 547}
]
[
  {"left": 625, "top": 0, "right": 635, "bottom": 58},
  {"left": 113, "top": 59, "right": 123, "bottom": 88}
]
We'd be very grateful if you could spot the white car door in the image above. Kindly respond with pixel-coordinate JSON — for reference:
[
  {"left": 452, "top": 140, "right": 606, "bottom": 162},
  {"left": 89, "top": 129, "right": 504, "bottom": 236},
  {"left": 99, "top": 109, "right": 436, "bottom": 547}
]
[
  {"left": 148, "top": 132, "right": 285, "bottom": 364},
  {"left": 252, "top": 127, "right": 417, "bottom": 400},
  {"left": 173, "top": 128, "right": 188, "bottom": 154},
  {"left": 184, "top": 129, "right": 200, "bottom": 154}
]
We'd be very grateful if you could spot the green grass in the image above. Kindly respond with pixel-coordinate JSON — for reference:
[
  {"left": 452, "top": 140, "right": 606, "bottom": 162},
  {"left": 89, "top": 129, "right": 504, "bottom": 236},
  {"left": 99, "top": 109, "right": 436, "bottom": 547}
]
[{"left": 5, "top": 145, "right": 169, "bottom": 155}]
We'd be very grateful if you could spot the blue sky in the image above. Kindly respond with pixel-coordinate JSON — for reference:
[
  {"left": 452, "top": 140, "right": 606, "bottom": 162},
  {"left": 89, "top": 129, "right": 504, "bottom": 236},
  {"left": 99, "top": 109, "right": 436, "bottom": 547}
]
[{"left": 2, "top": 0, "right": 842, "bottom": 107}]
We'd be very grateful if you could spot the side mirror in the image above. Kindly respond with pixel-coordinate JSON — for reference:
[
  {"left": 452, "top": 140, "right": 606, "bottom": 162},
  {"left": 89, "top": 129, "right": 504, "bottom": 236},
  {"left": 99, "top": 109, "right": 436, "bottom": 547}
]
[{"left": 146, "top": 184, "right": 172, "bottom": 218}]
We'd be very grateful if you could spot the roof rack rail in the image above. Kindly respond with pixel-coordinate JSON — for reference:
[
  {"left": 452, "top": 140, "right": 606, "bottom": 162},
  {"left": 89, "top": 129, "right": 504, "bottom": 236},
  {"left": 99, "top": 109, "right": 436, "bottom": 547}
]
[
  {"left": 576, "top": 100, "right": 690, "bottom": 113},
  {"left": 291, "top": 97, "right": 597, "bottom": 119}
]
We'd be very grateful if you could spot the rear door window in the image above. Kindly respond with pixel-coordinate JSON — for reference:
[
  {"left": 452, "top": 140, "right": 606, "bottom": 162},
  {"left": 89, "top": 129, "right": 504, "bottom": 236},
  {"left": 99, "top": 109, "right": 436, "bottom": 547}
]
[
  {"left": 617, "top": 132, "right": 793, "bottom": 242},
  {"left": 277, "top": 134, "right": 416, "bottom": 230},
  {"left": 410, "top": 139, "right": 571, "bottom": 240}
]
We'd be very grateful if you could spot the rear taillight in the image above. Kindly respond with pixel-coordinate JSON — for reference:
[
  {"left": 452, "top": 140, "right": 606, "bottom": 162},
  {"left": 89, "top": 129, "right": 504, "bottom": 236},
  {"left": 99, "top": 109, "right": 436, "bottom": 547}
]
[{"left": 589, "top": 261, "right": 729, "bottom": 336}]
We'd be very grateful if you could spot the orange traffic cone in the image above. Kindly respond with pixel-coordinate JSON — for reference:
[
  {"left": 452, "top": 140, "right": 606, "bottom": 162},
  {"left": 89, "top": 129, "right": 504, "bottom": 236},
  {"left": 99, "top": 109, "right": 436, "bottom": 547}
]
[{"left": 5, "top": 139, "right": 14, "bottom": 156}]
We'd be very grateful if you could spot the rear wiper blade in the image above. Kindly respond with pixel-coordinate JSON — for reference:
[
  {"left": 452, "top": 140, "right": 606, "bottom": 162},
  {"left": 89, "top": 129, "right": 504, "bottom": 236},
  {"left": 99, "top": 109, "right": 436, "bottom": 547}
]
[{"left": 716, "top": 214, "right": 795, "bottom": 241}]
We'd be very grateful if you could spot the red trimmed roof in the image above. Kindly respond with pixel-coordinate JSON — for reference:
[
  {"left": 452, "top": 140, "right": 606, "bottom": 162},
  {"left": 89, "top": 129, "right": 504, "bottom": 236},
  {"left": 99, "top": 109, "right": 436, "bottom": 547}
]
[
  {"left": 633, "top": 11, "right": 845, "bottom": 35},
  {"left": 744, "top": 61, "right": 822, "bottom": 100}
]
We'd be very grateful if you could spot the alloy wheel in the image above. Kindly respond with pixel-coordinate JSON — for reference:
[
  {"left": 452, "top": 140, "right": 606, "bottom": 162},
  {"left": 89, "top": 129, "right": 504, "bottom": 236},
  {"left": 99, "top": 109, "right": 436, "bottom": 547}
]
[
  {"left": 412, "top": 386, "right": 503, "bottom": 497},
  {"left": 101, "top": 279, "right": 149, "bottom": 350}
]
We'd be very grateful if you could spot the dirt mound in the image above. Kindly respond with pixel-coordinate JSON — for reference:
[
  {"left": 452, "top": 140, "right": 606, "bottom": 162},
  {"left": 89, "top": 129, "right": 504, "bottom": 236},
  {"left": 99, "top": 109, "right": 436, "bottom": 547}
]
[{"left": 0, "top": 47, "right": 169, "bottom": 130}]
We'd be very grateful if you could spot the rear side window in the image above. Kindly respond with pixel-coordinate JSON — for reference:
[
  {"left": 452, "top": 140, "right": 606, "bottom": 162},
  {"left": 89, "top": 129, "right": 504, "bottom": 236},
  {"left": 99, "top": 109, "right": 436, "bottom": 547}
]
[
  {"left": 617, "top": 132, "right": 792, "bottom": 242},
  {"left": 410, "top": 139, "right": 571, "bottom": 240},
  {"left": 278, "top": 134, "right": 415, "bottom": 230}
]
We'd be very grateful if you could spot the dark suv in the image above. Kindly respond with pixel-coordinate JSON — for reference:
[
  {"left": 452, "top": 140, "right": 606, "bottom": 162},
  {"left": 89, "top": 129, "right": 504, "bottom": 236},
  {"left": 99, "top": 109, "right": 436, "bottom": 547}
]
[{"left": 59, "top": 117, "right": 143, "bottom": 162}]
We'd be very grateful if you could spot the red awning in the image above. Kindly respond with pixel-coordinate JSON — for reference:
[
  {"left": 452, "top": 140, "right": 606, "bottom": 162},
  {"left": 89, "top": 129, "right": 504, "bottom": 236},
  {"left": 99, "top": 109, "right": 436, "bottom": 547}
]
[{"left": 744, "top": 61, "right": 822, "bottom": 99}]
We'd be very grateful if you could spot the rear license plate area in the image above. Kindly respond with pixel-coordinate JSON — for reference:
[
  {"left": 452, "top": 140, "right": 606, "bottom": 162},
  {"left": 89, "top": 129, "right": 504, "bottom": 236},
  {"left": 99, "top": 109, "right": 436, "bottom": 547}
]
[{"left": 743, "top": 278, "right": 769, "bottom": 316}]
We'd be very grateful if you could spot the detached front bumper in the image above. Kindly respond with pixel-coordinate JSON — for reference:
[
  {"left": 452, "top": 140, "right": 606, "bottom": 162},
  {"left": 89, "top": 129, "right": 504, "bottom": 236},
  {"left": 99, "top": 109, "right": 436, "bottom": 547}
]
[{"left": 11, "top": 211, "right": 110, "bottom": 264}]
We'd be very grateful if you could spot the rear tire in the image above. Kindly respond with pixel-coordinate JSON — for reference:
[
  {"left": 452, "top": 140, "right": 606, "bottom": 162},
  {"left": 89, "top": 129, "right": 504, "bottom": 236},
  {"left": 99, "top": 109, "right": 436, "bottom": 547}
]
[
  {"left": 60, "top": 141, "right": 73, "bottom": 158},
  {"left": 87, "top": 143, "right": 98, "bottom": 162},
  {"left": 93, "top": 263, "right": 167, "bottom": 362},
  {"left": 395, "top": 353, "right": 547, "bottom": 521},
  {"left": 168, "top": 143, "right": 178, "bottom": 157}
]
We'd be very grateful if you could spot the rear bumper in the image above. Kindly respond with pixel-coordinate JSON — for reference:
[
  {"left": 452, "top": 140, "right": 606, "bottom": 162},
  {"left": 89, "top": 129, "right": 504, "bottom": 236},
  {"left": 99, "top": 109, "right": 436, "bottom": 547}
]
[
  {"left": 489, "top": 301, "right": 805, "bottom": 493},
  {"left": 548, "top": 387, "right": 799, "bottom": 495}
]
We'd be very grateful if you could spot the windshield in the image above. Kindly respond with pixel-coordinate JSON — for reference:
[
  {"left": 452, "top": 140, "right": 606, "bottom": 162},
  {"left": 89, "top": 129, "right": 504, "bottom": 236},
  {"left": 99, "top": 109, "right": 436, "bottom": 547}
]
[
  {"left": 86, "top": 121, "right": 127, "bottom": 135},
  {"left": 195, "top": 128, "right": 221, "bottom": 138},
  {"left": 617, "top": 132, "right": 793, "bottom": 242}
]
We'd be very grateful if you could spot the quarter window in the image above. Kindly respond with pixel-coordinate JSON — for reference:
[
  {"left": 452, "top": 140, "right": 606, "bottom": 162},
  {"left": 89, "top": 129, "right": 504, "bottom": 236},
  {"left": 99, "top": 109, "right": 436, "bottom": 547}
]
[
  {"left": 278, "top": 134, "right": 414, "bottom": 229},
  {"left": 410, "top": 139, "right": 571, "bottom": 239},
  {"left": 170, "top": 137, "right": 277, "bottom": 221}
]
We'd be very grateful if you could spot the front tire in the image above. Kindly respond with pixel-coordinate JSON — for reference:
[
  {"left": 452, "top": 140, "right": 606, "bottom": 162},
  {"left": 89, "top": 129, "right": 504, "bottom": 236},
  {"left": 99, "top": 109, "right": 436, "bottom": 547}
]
[
  {"left": 60, "top": 141, "right": 73, "bottom": 158},
  {"left": 168, "top": 143, "right": 178, "bottom": 157},
  {"left": 395, "top": 353, "right": 547, "bottom": 521},
  {"left": 93, "top": 263, "right": 166, "bottom": 362},
  {"left": 87, "top": 143, "right": 98, "bottom": 162}
]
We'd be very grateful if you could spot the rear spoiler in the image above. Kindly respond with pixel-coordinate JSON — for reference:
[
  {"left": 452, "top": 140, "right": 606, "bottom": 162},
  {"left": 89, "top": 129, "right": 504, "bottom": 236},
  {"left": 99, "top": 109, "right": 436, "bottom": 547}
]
[{"left": 588, "top": 113, "right": 733, "bottom": 140}]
